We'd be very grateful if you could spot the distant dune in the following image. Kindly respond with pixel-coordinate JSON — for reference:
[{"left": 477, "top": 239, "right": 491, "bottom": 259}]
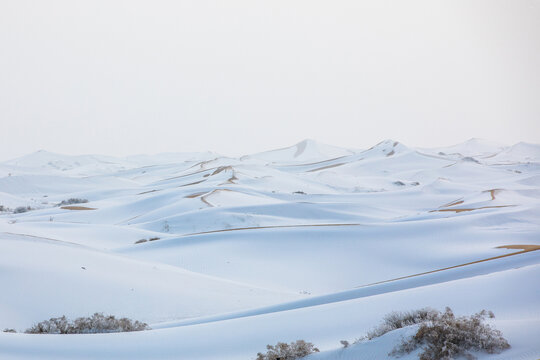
[{"left": 1, "top": 139, "right": 539, "bottom": 360}]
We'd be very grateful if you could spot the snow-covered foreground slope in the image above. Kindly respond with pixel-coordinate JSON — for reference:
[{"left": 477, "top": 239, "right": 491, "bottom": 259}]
[{"left": 0, "top": 139, "right": 539, "bottom": 359}]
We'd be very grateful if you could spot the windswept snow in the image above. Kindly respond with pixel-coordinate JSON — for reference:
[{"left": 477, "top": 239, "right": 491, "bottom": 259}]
[{"left": 0, "top": 139, "right": 539, "bottom": 359}]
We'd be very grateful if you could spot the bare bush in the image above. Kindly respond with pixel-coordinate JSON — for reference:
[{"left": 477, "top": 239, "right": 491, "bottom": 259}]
[
  {"left": 256, "top": 340, "right": 319, "bottom": 360},
  {"left": 3, "top": 328, "right": 16, "bottom": 333},
  {"left": 340, "top": 340, "right": 350, "bottom": 348},
  {"left": 13, "top": 206, "right": 33, "bottom": 214},
  {"left": 57, "top": 198, "right": 88, "bottom": 206},
  {"left": 25, "top": 313, "right": 150, "bottom": 334},
  {"left": 390, "top": 307, "right": 510, "bottom": 360},
  {"left": 366, "top": 308, "right": 438, "bottom": 340},
  {"left": 0, "top": 205, "right": 13, "bottom": 212}
]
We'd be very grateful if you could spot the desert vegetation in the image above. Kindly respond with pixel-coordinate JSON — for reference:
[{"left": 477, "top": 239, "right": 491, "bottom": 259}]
[
  {"left": 256, "top": 308, "right": 510, "bottom": 360},
  {"left": 365, "top": 307, "right": 439, "bottom": 340},
  {"left": 56, "top": 198, "right": 89, "bottom": 206},
  {"left": 358, "top": 307, "right": 510, "bottom": 360},
  {"left": 256, "top": 340, "right": 319, "bottom": 360},
  {"left": 389, "top": 307, "right": 510, "bottom": 360},
  {"left": 25, "top": 313, "right": 150, "bottom": 334},
  {"left": 13, "top": 206, "right": 34, "bottom": 214}
]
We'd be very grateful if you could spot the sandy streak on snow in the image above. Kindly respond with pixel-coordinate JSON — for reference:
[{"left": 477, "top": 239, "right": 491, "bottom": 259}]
[
  {"left": 356, "top": 245, "right": 540, "bottom": 288},
  {"left": 60, "top": 206, "right": 96, "bottom": 210}
]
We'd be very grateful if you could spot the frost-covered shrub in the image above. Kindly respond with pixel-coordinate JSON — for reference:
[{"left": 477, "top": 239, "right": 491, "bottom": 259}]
[
  {"left": 256, "top": 340, "right": 319, "bottom": 360},
  {"left": 13, "top": 206, "right": 33, "bottom": 213},
  {"left": 3, "top": 328, "right": 16, "bottom": 333},
  {"left": 366, "top": 308, "right": 438, "bottom": 340},
  {"left": 390, "top": 307, "right": 510, "bottom": 360},
  {"left": 25, "top": 315, "right": 70, "bottom": 334},
  {"left": 25, "top": 313, "right": 150, "bottom": 334},
  {"left": 57, "top": 198, "right": 88, "bottom": 206}
]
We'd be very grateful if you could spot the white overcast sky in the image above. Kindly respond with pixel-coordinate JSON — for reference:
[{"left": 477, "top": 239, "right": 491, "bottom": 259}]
[{"left": 1, "top": 0, "right": 539, "bottom": 160}]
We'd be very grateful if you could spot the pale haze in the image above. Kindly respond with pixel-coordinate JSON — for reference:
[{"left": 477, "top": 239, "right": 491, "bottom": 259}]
[{"left": 1, "top": 0, "right": 539, "bottom": 161}]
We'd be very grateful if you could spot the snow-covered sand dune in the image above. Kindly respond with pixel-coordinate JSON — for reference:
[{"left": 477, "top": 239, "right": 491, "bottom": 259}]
[{"left": 0, "top": 139, "right": 539, "bottom": 359}]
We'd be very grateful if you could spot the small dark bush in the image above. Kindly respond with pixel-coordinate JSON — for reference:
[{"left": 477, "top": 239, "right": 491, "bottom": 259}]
[
  {"left": 25, "top": 313, "right": 150, "bottom": 334},
  {"left": 3, "top": 328, "right": 16, "bottom": 333},
  {"left": 13, "top": 206, "right": 33, "bottom": 214},
  {"left": 57, "top": 198, "right": 88, "bottom": 206},
  {"left": 135, "top": 237, "right": 160, "bottom": 244},
  {"left": 256, "top": 340, "right": 319, "bottom": 360},
  {"left": 389, "top": 307, "right": 510, "bottom": 360}
]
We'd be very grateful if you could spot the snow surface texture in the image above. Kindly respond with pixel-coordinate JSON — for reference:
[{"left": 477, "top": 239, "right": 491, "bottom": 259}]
[{"left": 0, "top": 138, "right": 539, "bottom": 359}]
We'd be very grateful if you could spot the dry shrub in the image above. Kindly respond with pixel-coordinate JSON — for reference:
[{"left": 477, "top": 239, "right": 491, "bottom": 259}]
[
  {"left": 13, "top": 206, "right": 33, "bottom": 213},
  {"left": 390, "top": 307, "right": 510, "bottom": 360},
  {"left": 25, "top": 313, "right": 150, "bottom": 334},
  {"left": 57, "top": 198, "right": 88, "bottom": 206},
  {"left": 256, "top": 340, "right": 319, "bottom": 360},
  {"left": 366, "top": 308, "right": 438, "bottom": 340}
]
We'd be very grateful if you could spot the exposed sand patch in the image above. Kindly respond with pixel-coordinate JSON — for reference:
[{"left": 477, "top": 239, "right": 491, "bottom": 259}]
[
  {"left": 307, "top": 163, "right": 345, "bottom": 172},
  {"left": 483, "top": 188, "right": 503, "bottom": 200},
  {"left": 200, "top": 189, "right": 235, "bottom": 207},
  {"left": 138, "top": 189, "right": 159, "bottom": 195},
  {"left": 200, "top": 197, "right": 213, "bottom": 207},
  {"left": 357, "top": 244, "right": 540, "bottom": 288},
  {"left": 220, "top": 174, "right": 238, "bottom": 185},
  {"left": 430, "top": 205, "right": 515, "bottom": 213},
  {"left": 496, "top": 244, "right": 540, "bottom": 251},
  {"left": 178, "top": 179, "right": 206, "bottom": 187},
  {"left": 184, "top": 192, "right": 207, "bottom": 199},
  {"left": 211, "top": 166, "right": 234, "bottom": 176},
  {"left": 60, "top": 206, "right": 96, "bottom": 210},
  {"left": 441, "top": 199, "right": 464, "bottom": 208}
]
